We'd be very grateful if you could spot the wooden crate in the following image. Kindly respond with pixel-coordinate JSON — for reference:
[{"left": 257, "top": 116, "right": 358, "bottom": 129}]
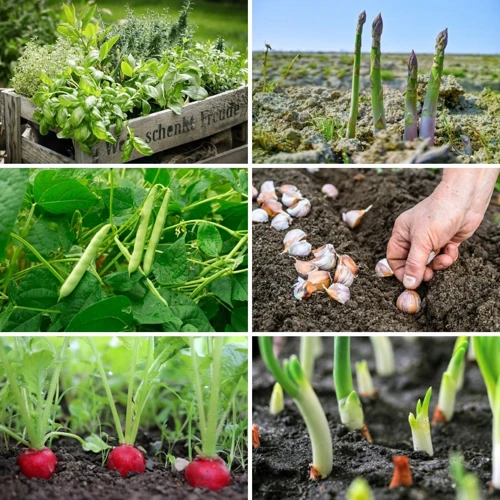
[{"left": 2, "top": 86, "right": 248, "bottom": 164}]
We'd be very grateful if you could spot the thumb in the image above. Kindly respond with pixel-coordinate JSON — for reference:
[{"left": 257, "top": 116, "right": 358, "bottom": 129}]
[{"left": 402, "top": 240, "right": 434, "bottom": 289}]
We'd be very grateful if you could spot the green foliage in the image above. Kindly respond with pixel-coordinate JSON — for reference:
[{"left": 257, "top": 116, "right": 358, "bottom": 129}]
[
  {"left": 11, "top": 38, "right": 81, "bottom": 98},
  {"left": 103, "top": 1, "right": 195, "bottom": 68},
  {"left": 380, "top": 70, "right": 395, "bottom": 81},
  {"left": 313, "top": 116, "right": 345, "bottom": 141},
  {"left": 0, "top": 168, "right": 248, "bottom": 333},
  {"left": 0, "top": 0, "right": 60, "bottom": 85}
]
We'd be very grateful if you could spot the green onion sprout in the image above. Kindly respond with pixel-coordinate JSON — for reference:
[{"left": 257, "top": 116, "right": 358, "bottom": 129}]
[
  {"left": 408, "top": 387, "right": 433, "bottom": 456},
  {"left": 355, "top": 360, "right": 376, "bottom": 398},
  {"left": 450, "top": 454, "right": 481, "bottom": 500},
  {"left": 269, "top": 382, "right": 284, "bottom": 415},
  {"left": 346, "top": 476, "right": 374, "bottom": 500},
  {"left": 300, "top": 336, "right": 323, "bottom": 381},
  {"left": 433, "top": 339, "right": 468, "bottom": 424},
  {"left": 259, "top": 336, "right": 333, "bottom": 479},
  {"left": 370, "top": 336, "right": 395, "bottom": 376}
]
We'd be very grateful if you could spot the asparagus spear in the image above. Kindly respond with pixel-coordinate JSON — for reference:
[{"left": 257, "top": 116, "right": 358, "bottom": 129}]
[
  {"left": 346, "top": 10, "right": 367, "bottom": 139},
  {"left": 370, "top": 13, "right": 386, "bottom": 134},
  {"left": 403, "top": 50, "right": 418, "bottom": 141},
  {"left": 420, "top": 29, "right": 448, "bottom": 145}
]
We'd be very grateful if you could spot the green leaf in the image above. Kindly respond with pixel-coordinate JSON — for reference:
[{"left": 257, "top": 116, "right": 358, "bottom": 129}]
[
  {"left": 34, "top": 170, "right": 98, "bottom": 214},
  {"left": 220, "top": 343, "right": 248, "bottom": 397},
  {"left": 229, "top": 307, "right": 248, "bottom": 332},
  {"left": 210, "top": 276, "right": 232, "bottom": 307},
  {"left": 154, "top": 235, "right": 188, "bottom": 285},
  {"left": 70, "top": 106, "right": 85, "bottom": 128},
  {"left": 133, "top": 137, "right": 153, "bottom": 157},
  {"left": 82, "top": 433, "right": 111, "bottom": 453},
  {"left": 3, "top": 309, "right": 41, "bottom": 332},
  {"left": 81, "top": 4, "right": 97, "bottom": 29},
  {"left": 66, "top": 296, "right": 134, "bottom": 332},
  {"left": 24, "top": 218, "right": 74, "bottom": 261},
  {"left": 58, "top": 94, "right": 79, "bottom": 106},
  {"left": 144, "top": 169, "right": 170, "bottom": 187},
  {"left": 0, "top": 169, "right": 29, "bottom": 262},
  {"left": 131, "top": 290, "right": 182, "bottom": 326},
  {"left": 20, "top": 349, "right": 54, "bottom": 397},
  {"left": 121, "top": 60, "right": 134, "bottom": 78},
  {"left": 12, "top": 268, "right": 59, "bottom": 310},
  {"left": 183, "top": 86, "right": 208, "bottom": 101},
  {"left": 74, "top": 122, "right": 91, "bottom": 143},
  {"left": 90, "top": 121, "right": 109, "bottom": 141},
  {"left": 62, "top": 4, "right": 76, "bottom": 26},
  {"left": 205, "top": 168, "right": 241, "bottom": 193},
  {"left": 160, "top": 290, "right": 214, "bottom": 332},
  {"left": 231, "top": 273, "right": 248, "bottom": 302},
  {"left": 197, "top": 223, "right": 222, "bottom": 257},
  {"left": 103, "top": 271, "right": 142, "bottom": 292},
  {"left": 39, "top": 72, "right": 54, "bottom": 86}
]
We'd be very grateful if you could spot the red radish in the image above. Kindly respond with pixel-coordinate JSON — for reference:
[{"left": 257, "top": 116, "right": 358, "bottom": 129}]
[
  {"left": 18, "top": 447, "right": 57, "bottom": 480},
  {"left": 184, "top": 456, "right": 231, "bottom": 491},
  {"left": 107, "top": 444, "right": 146, "bottom": 477}
]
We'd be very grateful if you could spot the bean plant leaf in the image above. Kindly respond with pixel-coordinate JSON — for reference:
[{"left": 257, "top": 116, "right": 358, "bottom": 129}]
[
  {"left": 231, "top": 273, "right": 248, "bottom": 302},
  {"left": 229, "top": 307, "right": 248, "bottom": 332},
  {"left": 0, "top": 169, "right": 29, "bottom": 262},
  {"left": 154, "top": 234, "right": 188, "bottom": 285},
  {"left": 4, "top": 309, "right": 42, "bottom": 333},
  {"left": 160, "top": 291, "right": 214, "bottom": 332},
  {"left": 206, "top": 168, "right": 241, "bottom": 193},
  {"left": 131, "top": 290, "right": 183, "bottom": 327},
  {"left": 103, "top": 271, "right": 142, "bottom": 293},
  {"left": 197, "top": 223, "right": 222, "bottom": 257},
  {"left": 210, "top": 276, "right": 232, "bottom": 307},
  {"left": 12, "top": 268, "right": 60, "bottom": 310},
  {"left": 34, "top": 170, "right": 98, "bottom": 214},
  {"left": 66, "top": 296, "right": 133, "bottom": 332},
  {"left": 25, "top": 218, "right": 74, "bottom": 261},
  {"left": 144, "top": 168, "right": 170, "bottom": 187}
]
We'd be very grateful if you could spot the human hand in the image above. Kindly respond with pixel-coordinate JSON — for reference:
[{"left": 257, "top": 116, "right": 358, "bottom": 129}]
[{"left": 387, "top": 168, "right": 498, "bottom": 289}]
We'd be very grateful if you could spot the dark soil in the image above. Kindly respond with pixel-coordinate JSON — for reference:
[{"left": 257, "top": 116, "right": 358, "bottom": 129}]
[
  {"left": 0, "top": 431, "right": 247, "bottom": 500},
  {"left": 252, "top": 168, "right": 500, "bottom": 332},
  {"left": 253, "top": 336, "right": 500, "bottom": 499}
]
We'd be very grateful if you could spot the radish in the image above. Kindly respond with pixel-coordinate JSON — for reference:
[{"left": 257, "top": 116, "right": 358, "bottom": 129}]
[
  {"left": 17, "top": 448, "right": 58, "bottom": 480},
  {"left": 107, "top": 444, "right": 146, "bottom": 477},
  {"left": 185, "top": 456, "right": 231, "bottom": 491}
]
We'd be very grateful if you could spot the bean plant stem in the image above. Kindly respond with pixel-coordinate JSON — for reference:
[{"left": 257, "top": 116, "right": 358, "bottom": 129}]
[
  {"left": 347, "top": 11, "right": 366, "bottom": 139},
  {"left": 370, "top": 13, "right": 386, "bottom": 134}
]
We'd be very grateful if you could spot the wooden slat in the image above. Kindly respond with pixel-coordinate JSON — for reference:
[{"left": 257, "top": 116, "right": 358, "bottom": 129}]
[
  {"left": 93, "top": 86, "right": 248, "bottom": 163},
  {"left": 74, "top": 143, "right": 95, "bottom": 164},
  {"left": 3, "top": 90, "right": 36, "bottom": 121},
  {"left": 4, "top": 92, "right": 22, "bottom": 163},
  {"left": 21, "top": 136, "right": 74, "bottom": 164},
  {"left": 0, "top": 88, "right": 6, "bottom": 150},
  {"left": 198, "top": 144, "right": 248, "bottom": 164}
]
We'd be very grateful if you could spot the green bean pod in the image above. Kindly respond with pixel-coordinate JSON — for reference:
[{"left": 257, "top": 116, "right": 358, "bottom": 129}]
[
  {"left": 59, "top": 223, "right": 111, "bottom": 300},
  {"left": 143, "top": 188, "right": 170, "bottom": 276},
  {"left": 128, "top": 185, "right": 158, "bottom": 274}
]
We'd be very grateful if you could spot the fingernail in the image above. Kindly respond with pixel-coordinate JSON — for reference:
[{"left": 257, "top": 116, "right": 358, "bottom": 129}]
[{"left": 403, "top": 274, "right": 416, "bottom": 288}]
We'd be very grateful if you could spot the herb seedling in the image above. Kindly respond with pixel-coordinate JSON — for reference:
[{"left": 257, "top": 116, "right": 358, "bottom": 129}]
[
  {"left": 334, "top": 337, "right": 371, "bottom": 441},
  {"left": 409, "top": 387, "right": 433, "bottom": 456},
  {"left": 0, "top": 338, "right": 87, "bottom": 479},
  {"left": 346, "top": 476, "right": 374, "bottom": 500},
  {"left": 259, "top": 336, "right": 333, "bottom": 479},
  {"left": 433, "top": 339, "right": 468, "bottom": 424}
]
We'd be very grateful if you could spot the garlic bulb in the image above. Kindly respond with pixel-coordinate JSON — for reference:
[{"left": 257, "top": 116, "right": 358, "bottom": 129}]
[
  {"left": 262, "top": 199, "right": 284, "bottom": 216},
  {"left": 283, "top": 229, "right": 307, "bottom": 251},
  {"left": 279, "top": 184, "right": 298, "bottom": 194},
  {"left": 287, "top": 198, "right": 311, "bottom": 218},
  {"left": 293, "top": 278, "right": 315, "bottom": 300},
  {"left": 252, "top": 208, "right": 269, "bottom": 223},
  {"left": 375, "top": 258, "right": 393, "bottom": 277},
  {"left": 294, "top": 258, "right": 317, "bottom": 276},
  {"left": 257, "top": 191, "right": 278, "bottom": 205},
  {"left": 325, "top": 283, "right": 350, "bottom": 304},
  {"left": 342, "top": 204, "right": 373, "bottom": 229},
  {"left": 252, "top": 186, "right": 258, "bottom": 200},
  {"left": 321, "top": 184, "right": 339, "bottom": 199},
  {"left": 339, "top": 255, "right": 359, "bottom": 276},
  {"left": 282, "top": 190, "right": 303, "bottom": 208},
  {"left": 426, "top": 249, "right": 440, "bottom": 265},
  {"left": 271, "top": 212, "right": 292, "bottom": 231},
  {"left": 260, "top": 180, "right": 275, "bottom": 193},
  {"left": 334, "top": 258, "right": 356, "bottom": 287},
  {"left": 288, "top": 240, "right": 312, "bottom": 257},
  {"left": 307, "top": 270, "right": 331, "bottom": 290},
  {"left": 396, "top": 290, "right": 421, "bottom": 314},
  {"left": 310, "top": 244, "right": 336, "bottom": 270}
]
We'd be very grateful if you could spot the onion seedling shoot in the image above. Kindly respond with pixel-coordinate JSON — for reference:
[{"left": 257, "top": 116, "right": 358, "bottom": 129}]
[
  {"left": 0, "top": 338, "right": 87, "bottom": 479},
  {"left": 409, "top": 387, "right": 433, "bottom": 456},
  {"left": 259, "top": 336, "right": 333, "bottom": 480}
]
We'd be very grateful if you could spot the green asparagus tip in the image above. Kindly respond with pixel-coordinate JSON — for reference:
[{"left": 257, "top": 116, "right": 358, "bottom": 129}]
[
  {"left": 372, "top": 13, "right": 383, "bottom": 38},
  {"left": 437, "top": 28, "right": 448, "bottom": 50}
]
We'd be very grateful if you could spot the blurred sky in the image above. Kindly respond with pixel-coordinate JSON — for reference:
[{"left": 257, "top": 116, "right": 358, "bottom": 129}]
[{"left": 253, "top": 0, "right": 500, "bottom": 54}]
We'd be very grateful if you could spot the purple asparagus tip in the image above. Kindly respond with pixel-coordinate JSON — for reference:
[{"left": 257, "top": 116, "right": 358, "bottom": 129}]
[
  {"left": 408, "top": 50, "right": 418, "bottom": 73},
  {"left": 372, "top": 13, "right": 383, "bottom": 37},
  {"left": 437, "top": 28, "right": 448, "bottom": 50},
  {"left": 359, "top": 10, "right": 366, "bottom": 25}
]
